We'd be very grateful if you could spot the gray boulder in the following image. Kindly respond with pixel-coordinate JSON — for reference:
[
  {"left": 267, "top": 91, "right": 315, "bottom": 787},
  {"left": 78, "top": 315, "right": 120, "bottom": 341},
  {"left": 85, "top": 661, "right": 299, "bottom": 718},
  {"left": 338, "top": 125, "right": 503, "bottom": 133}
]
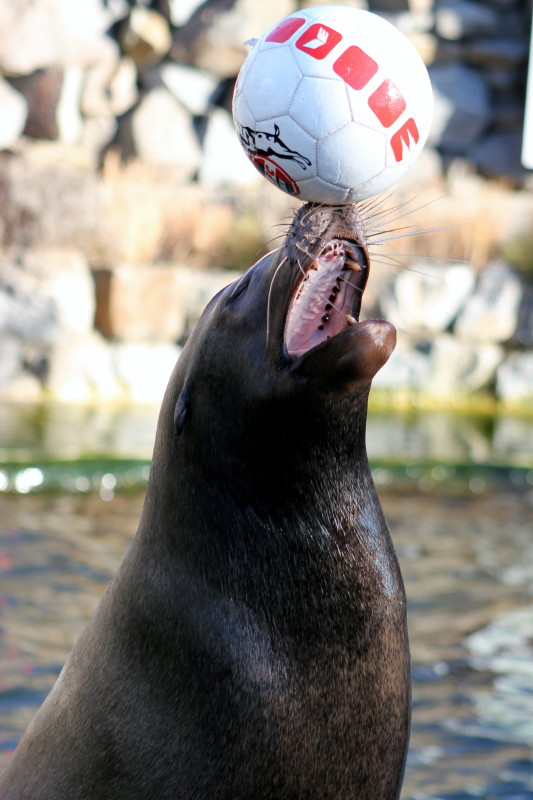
[
  {"left": 130, "top": 87, "right": 201, "bottom": 175},
  {"left": 426, "top": 334, "right": 503, "bottom": 395},
  {"left": 112, "top": 342, "right": 182, "bottom": 404},
  {"left": 170, "top": 0, "right": 295, "bottom": 78},
  {"left": 168, "top": 0, "right": 205, "bottom": 27},
  {"left": 454, "top": 261, "right": 523, "bottom": 343},
  {"left": 0, "top": 260, "right": 57, "bottom": 344},
  {"left": 0, "top": 79, "right": 27, "bottom": 149},
  {"left": 392, "top": 11, "right": 435, "bottom": 36},
  {"left": 22, "top": 247, "right": 96, "bottom": 338},
  {"left": 435, "top": 1, "right": 500, "bottom": 40},
  {"left": 379, "top": 261, "right": 476, "bottom": 335},
  {"left": 472, "top": 132, "right": 533, "bottom": 188},
  {"left": 428, "top": 63, "right": 491, "bottom": 154},
  {"left": 0, "top": 247, "right": 95, "bottom": 348},
  {"left": 0, "top": 336, "right": 23, "bottom": 386},
  {"left": 372, "top": 339, "right": 431, "bottom": 391},
  {"left": 143, "top": 62, "right": 218, "bottom": 116},
  {"left": 0, "top": 0, "right": 119, "bottom": 153},
  {"left": 496, "top": 352, "right": 533, "bottom": 403},
  {"left": 0, "top": 335, "right": 41, "bottom": 400},
  {"left": 199, "top": 107, "right": 261, "bottom": 189},
  {"left": 0, "top": 0, "right": 116, "bottom": 74},
  {"left": 45, "top": 332, "right": 123, "bottom": 402}
]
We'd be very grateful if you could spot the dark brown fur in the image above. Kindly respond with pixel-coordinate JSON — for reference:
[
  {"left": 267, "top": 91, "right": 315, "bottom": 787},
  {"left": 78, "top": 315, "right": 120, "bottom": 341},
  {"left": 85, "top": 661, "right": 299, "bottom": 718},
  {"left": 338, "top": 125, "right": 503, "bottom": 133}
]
[{"left": 0, "top": 204, "right": 409, "bottom": 800}]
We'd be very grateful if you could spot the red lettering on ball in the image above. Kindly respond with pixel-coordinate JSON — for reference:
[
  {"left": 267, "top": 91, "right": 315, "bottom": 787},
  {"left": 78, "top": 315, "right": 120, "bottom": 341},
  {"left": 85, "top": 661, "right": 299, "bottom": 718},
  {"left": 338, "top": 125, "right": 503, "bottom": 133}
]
[
  {"left": 390, "top": 118, "right": 420, "bottom": 162},
  {"left": 333, "top": 46, "right": 378, "bottom": 90},
  {"left": 368, "top": 80, "right": 406, "bottom": 128},
  {"left": 295, "top": 24, "right": 342, "bottom": 60}
]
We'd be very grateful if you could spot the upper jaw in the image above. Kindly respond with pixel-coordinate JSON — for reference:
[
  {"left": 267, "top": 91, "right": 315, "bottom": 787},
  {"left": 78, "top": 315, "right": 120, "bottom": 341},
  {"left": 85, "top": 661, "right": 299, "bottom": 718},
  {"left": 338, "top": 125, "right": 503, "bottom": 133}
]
[{"left": 283, "top": 233, "right": 370, "bottom": 361}]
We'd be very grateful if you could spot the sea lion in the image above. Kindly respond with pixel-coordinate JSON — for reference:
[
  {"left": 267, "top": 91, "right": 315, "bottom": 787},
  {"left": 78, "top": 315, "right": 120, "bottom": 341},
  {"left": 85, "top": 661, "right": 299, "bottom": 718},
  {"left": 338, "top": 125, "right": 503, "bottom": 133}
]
[{"left": 0, "top": 202, "right": 410, "bottom": 800}]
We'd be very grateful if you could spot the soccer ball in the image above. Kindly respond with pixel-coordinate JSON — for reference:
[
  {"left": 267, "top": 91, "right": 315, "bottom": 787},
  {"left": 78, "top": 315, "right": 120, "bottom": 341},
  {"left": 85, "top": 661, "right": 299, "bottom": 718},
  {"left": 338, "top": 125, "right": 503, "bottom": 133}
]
[{"left": 232, "top": 5, "right": 433, "bottom": 204}]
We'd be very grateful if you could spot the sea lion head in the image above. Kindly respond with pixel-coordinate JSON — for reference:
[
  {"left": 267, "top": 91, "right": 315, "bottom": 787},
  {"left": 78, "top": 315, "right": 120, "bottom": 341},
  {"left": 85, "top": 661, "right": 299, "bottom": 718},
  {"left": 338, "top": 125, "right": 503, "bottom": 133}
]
[
  {"left": 174, "top": 201, "right": 395, "bottom": 403},
  {"left": 278, "top": 202, "right": 396, "bottom": 386},
  {"left": 154, "top": 202, "right": 396, "bottom": 507}
]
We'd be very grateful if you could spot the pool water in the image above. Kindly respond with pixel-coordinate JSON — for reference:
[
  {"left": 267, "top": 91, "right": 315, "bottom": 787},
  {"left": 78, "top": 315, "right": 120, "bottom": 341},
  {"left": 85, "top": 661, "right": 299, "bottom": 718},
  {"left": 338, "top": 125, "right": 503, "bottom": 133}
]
[{"left": 1, "top": 485, "right": 532, "bottom": 798}]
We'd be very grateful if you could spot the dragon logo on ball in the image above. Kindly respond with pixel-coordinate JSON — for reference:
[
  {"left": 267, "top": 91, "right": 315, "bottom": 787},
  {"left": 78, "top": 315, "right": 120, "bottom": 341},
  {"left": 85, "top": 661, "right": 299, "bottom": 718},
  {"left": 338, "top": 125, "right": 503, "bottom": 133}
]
[{"left": 239, "top": 123, "right": 312, "bottom": 196}]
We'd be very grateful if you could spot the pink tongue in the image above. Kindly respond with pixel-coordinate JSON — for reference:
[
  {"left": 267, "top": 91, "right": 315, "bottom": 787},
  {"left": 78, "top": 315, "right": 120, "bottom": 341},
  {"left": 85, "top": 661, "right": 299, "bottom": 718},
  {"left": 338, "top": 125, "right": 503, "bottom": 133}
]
[{"left": 285, "top": 247, "right": 350, "bottom": 357}]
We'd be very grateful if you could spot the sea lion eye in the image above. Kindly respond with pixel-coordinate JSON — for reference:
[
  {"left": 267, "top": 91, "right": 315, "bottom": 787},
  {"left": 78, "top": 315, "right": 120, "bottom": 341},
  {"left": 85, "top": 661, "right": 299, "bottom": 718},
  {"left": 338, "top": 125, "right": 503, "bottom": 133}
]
[{"left": 174, "top": 392, "right": 188, "bottom": 436}]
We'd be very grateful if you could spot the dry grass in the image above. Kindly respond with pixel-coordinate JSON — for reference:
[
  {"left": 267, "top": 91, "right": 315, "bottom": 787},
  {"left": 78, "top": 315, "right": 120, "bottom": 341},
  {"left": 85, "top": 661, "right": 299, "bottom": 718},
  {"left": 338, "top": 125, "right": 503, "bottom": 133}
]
[
  {"left": 97, "top": 155, "right": 266, "bottom": 268},
  {"left": 369, "top": 173, "right": 528, "bottom": 273},
  {"left": 8, "top": 145, "right": 526, "bottom": 274},
  {"left": 99, "top": 160, "right": 515, "bottom": 272}
]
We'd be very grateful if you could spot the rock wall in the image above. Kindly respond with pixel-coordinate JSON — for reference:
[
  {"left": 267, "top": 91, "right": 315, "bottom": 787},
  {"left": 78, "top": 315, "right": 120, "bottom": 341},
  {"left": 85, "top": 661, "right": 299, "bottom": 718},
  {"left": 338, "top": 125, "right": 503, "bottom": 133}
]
[
  {"left": 371, "top": 258, "right": 533, "bottom": 404},
  {"left": 0, "top": 239, "right": 531, "bottom": 407},
  {"left": 0, "top": 0, "right": 530, "bottom": 186},
  {"left": 0, "top": 249, "right": 238, "bottom": 403},
  {"left": 376, "top": 0, "right": 531, "bottom": 186},
  {"left": 0, "top": 0, "right": 531, "bottom": 406}
]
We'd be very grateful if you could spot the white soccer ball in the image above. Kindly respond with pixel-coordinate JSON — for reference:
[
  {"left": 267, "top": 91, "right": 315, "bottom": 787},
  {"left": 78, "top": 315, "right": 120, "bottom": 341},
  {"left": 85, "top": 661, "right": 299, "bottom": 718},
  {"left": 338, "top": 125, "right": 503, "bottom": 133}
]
[{"left": 232, "top": 5, "right": 433, "bottom": 204}]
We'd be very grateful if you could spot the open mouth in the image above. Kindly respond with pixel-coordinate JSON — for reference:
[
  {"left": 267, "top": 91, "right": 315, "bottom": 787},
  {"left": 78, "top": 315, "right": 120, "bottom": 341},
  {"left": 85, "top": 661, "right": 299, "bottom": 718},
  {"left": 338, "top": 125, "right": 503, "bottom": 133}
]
[{"left": 284, "top": 238, "right": 368, "bottom": 358}]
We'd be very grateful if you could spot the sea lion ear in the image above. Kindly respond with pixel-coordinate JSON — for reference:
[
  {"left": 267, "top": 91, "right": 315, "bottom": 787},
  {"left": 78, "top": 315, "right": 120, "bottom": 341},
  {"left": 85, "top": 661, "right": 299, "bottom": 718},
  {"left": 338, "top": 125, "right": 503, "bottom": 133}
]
[{"left": 174, "top": 391, "right": 189, "bottom": 436}]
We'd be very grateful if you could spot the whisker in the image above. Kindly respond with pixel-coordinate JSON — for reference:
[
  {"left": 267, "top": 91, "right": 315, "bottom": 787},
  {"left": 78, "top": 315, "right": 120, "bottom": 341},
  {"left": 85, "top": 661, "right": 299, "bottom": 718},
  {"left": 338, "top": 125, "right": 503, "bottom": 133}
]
[
  {"left": 366, "top": 224, "right": 418, "bottom": 239},
  {"left": 266, "top": 254, "right": 288, "bottom": 345},
  {"left": 359, "top": 196, "right": 410, "bottom": 226},
  {"left": 368, "top": 257, "right": 445, "bottom": 280},
  {"left": 294, "top": 241, "right": 316, "bottom": 261},
  {"left": 265, "top": 232, "right": 292, "bottom": 248},
  {"left": 360, "top": 191, "right": 438, "bottom": 229},
  {"left": 295, "top": 255, "right": 307, "bottom": 280},
  {"left": 263, "top": 246, "right": 283, "bottom": 258},
  {"left": 369, "top": 224, "right": 460, "bottom": 246},
  {"left": 369, "top": 251, "right": 470, "bottom": 264},
  {"left": 357, "top": 188, "right": 400, "bottom": 215},
  {"left": 338, "top": 274, "right": 365, "bottom": 294},
  {"left": 367, "top": 194, "right": 444, "bottom": 231}
]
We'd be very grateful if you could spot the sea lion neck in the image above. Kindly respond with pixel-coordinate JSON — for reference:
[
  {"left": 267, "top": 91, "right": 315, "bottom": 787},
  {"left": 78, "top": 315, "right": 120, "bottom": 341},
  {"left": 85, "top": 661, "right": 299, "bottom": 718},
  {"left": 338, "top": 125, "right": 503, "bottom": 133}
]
[
  {"left": 1, "top": 199, "right": 411, "bottom": 800},
  {"left": 151, "top": 357, "right": 374, "bottom": 522},
  {"left": 144, "top": 201, "right": 396, "bottom": 523}
]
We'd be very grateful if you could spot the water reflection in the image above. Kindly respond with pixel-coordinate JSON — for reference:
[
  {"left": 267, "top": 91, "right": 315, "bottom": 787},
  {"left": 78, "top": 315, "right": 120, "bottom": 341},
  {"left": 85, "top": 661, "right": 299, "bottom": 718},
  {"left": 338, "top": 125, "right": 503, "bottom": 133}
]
[
  {"left": 0, "top": 403, "right": 159, "bottom": 461},
  {"left": 0, "top": 403, "right": 532, "bottom": 468}
]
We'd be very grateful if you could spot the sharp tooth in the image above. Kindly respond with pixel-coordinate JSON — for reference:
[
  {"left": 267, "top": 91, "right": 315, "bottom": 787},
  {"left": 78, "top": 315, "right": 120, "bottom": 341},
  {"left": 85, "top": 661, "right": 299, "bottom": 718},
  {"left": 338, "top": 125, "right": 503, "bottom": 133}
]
[
  {"left": 310, "top": 261, "right": 319, "bottom": 271},
  {"left": 345, "top": 314, "right": 357, "bottom": 325},
  {"left": 345, "top": 259, "right": 362, "bottom": 272}
]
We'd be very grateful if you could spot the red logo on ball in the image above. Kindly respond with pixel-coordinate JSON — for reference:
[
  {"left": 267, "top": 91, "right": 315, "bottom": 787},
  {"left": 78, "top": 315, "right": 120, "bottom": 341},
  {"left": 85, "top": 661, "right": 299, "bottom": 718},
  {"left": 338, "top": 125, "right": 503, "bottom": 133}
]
[
  {"left": 296, "top": 24, "right": 342, "bottom": 60},
  {"left": 250, "top": 155, "right": 301, "bottom": 196}
]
